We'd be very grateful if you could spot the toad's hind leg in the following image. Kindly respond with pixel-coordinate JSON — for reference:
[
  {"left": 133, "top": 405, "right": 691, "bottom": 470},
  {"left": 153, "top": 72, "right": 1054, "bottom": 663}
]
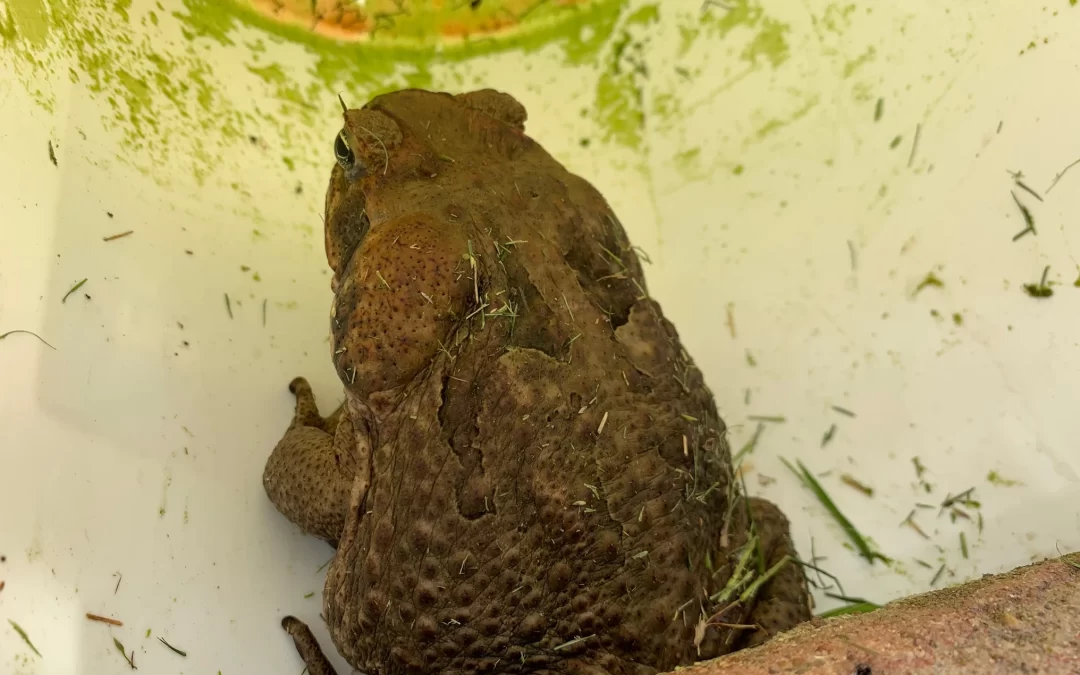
[
  {"left": 263, "top": 377, "right": 355, "bottom": 542},
  {"left": 282, "top": 616, "right": 339, "bottom": 675},
  {"left": 736, "top": 497, "right": 813, "bottom": 649}
]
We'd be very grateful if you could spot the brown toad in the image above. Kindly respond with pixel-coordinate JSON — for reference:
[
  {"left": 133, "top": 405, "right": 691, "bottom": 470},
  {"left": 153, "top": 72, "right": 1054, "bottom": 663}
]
[{"left": 262, "top": 88, "right": 810, "bottom": 675}]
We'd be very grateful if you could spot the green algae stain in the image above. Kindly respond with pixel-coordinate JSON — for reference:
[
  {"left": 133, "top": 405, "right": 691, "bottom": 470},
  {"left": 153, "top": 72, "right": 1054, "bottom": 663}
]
[
  {"left": 708, "top": 0, "right": 765, "bottom": 37},
  {"left": 4, "top": 0, "right": 630, "bottom": 192},
  {"left": 592, "top": 3, "right": 659, "bottom": 150},
  {"left": 676, "top": 22, "right": 699, "bottom": 57},
  {"left": 4, "top": 0, "right": 50, "bottom": 47},
  {"left": 842, "top": 46, "right": 877, "bottom": 78},
  {"left": 174, "top": 0, "right": 239, "bottom": 46},
  {"left": 672, "top": 147, "right": 704, "bottom": 181},
  {"left": 755, "top": 95, "right": 820, "bottom": 140},
  {"left": 693, "top": 0, "right": 790, "bottom": 68},
  {"left": 741, "top": 17, "right": 790, "bottom": 68},
  {"left": 820, "top": 3, "right": 857, "bottom": 35}
]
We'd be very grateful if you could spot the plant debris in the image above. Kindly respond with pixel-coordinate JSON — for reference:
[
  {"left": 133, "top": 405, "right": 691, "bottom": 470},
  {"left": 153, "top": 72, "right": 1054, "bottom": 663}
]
[
  {"left": 597, "top": 411, "right": 609, "bottom": 435},
  {"left": 908, "top": 123, "right": 922, "bottom": 167},
  {"left": 941, "top": 487, "right": 981, "bottom": 524},
  {"left": 782, "top": 458, "right": 890, "bottom": 564},
  {"left": 1046, "top": 157, "right": 1080, "bottom": 194},
  {"left": 796, "top": 552, "right": 846, "bottom": 596},
  {"left": 817, "top": 601, "right": 879, "bottom": 618},
  {"left": 48, "top": 140, "right": 57, "bottom": 166},
  {"left": 1023, "top": 266, "right": 1053, "bottom": 298},
  {"left": 86, "top": 613, "right": 123, "bottom": 626},
  {"left": 912, "top": 457, "right": 927, "bottom": 478},
  {"left": 114, "top": 636, "right": 136, "bottom": 669},
  {"left": 553, "top": 634, "right": 595, "bottom": 651},
  {"left": 874, "top": 98, "right": 884, "bottom": 122},
  {"left": 709, "top": 534, "right": 759, "bottom": 604},
  {"left": 739, "top": 555, "right": 792, "bottom": 603},
  {"left": 986, "top": 470, "right": 1021, "bottom": 486},
  {"left": 1011, "top": 175, "right": 1043, "bottom": 203},
  {"left": 831, "top": 405, "right": 856, "bottom": 418},
  {"left": 960, "top": 532, "right": 969, "bottom": 559},
  {"left": 841, "top": 474, "right": 874, "bottom": 497},
  {"left": 732, "top": 423, "right": 765, "bottom": 467},
  {"left": 0, "top": 330, "right": 56, "bottom": 350},
  {"left": 158, "top": 636, "right": 187, "bottom": 657},
  {"left": 913, "top": 272, "right": 943, "bottom": 296},
  {"left": 1011, "top": 192, "right": 1037, "bottom": 241},
  {"left": 747, "top": 415, "right": 785, "bottom": 423},
  {"left": 941, "top": 487, "right": 978, "bottom": 508},
  {"left": 900, "top": 510, "right": 930, "bottom": 540},
  {"left": 62, "top": 279, "right": 88, "bottom": 303},
  {"left": 114, "top": 571, "right": 122, "bottom": 594},
  {"left": 8, "top": 620, "right": 41, "bottom": 657},
  {"left": 821, "top": 423, "right": 837, "bottom": 447},
  {"left": 103, "top": 230, "right": 134, "bottom": 242},
  {"left": 930, "top": 564, "right": 947, "bottom": 587},
  {"left": 224, "top": 293, "right": 233, "bottom": 318}
]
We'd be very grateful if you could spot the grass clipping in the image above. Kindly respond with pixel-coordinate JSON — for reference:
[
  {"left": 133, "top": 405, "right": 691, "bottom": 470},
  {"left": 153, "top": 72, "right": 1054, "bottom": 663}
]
[
  {"left": 698, "top": 528, "right": 791, "bottom": 649},
  {"left": 783, "top": 458, "right": 890, "bottom": 564}
]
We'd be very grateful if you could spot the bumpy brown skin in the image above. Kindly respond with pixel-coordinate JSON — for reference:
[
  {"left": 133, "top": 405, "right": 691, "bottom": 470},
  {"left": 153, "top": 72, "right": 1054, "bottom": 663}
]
[{"left": 263, "top": 89, "right": 811, "bottom": 675}]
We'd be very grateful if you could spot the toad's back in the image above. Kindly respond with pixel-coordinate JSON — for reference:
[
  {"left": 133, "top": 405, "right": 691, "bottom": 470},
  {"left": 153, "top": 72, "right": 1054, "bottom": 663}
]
[{"left": 313, "top": 90, "right": 803, "bottom": 675}]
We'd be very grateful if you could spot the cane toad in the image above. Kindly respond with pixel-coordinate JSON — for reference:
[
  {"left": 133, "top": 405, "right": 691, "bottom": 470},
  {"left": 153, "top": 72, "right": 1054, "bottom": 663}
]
[{"left": 262, "top": 88, "right": 810, "bottom": 675}]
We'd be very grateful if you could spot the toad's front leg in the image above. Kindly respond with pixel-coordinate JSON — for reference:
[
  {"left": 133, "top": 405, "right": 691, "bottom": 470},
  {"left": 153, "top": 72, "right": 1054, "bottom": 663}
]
[{"left": 262, "top": 377, "right": 356, "bottom": 543}]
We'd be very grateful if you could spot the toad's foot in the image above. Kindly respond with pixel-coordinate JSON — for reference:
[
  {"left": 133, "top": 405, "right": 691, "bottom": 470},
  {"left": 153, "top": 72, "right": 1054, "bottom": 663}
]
[{"left": 282, "top": 616, "right": 338, "bottom": 675}]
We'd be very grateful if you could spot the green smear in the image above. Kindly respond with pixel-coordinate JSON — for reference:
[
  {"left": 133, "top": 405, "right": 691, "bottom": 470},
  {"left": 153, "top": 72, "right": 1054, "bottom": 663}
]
[
  {"left": 592, "top": 4, "right": 658, "bottom": 150},
  {"left": 819, "top": 3, "right": 857, "bottom": 35},
  {"left": 4, "top": 0, "right": 50, "bottom": 47},
  {"left": 701, "top": 0, "right": 790, "bottom": 67},
  {"left": 1, "top": 0, "right": 628, "bottom": 187},
  {"left": 743, "top": 17, "right": 790, "bottom": 67},
  {"left": 756, "top": 95, "right": 819, "bottom": 139},
  {"left": 842, "top": 45, "right": 876, "bottom": 78}
]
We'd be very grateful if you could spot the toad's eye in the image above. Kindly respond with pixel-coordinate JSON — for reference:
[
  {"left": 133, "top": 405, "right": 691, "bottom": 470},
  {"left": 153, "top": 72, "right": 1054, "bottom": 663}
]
[{"left": 334, "top": 130, "right": 354, "bottom": 170}]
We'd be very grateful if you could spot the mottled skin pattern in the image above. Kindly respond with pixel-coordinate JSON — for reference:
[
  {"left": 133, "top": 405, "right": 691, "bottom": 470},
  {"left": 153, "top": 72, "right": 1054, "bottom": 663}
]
[{"left": 262, "top": 89, "right": 811, "bottom": 675}]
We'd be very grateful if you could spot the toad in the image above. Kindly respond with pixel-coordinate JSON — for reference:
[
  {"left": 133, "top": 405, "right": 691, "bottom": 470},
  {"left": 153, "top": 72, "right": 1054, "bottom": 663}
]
[{"left": 262, "top": 88, "right": 810, "bottom": 675}]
